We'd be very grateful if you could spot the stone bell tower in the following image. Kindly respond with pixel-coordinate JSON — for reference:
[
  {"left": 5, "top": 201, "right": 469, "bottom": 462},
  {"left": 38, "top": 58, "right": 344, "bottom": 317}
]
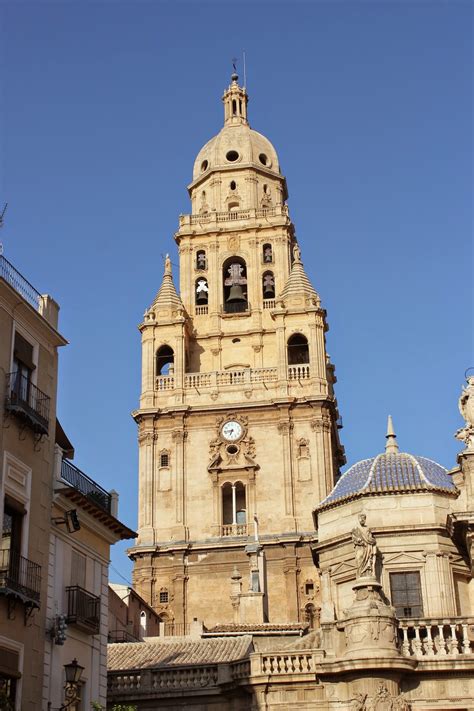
[{"left": 130, "top": 72, "right": 345, "bottom": 629}]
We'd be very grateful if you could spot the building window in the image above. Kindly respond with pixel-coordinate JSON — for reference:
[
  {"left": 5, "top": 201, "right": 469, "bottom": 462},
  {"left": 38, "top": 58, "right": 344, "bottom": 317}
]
[
  {"left": 70, "top": 549, "right": 86, "bottom": 589},
  {"left": 305, "top": 582, "right": 314, "bottom": 596},
  {"left": 156, "top": 345, "right": 174, "bottom": 376},
  {"left": 262, "top": 271, "right": 275, "bottom": 299},
  {"left": 389, "top": 571, "right": 423, "bottom": 618},
  {"left": 195, "top": 278, "right": 209, "bottom": 305},
  {"left": 159, "top": 589, "right": 169, "bottom": 604},
  {"left": 11, "top": 332, "right": 35, "bottom": 406},
  {"left": 223, "top": 258, "right": 248, "bottom": 314},
  {"left": 0, "top": 674, "right": 17, "bottom": 707},
  {"left": 159, "top": 451, "right": 169, "bottom": 468},
  {"left": 222, "top": 482, "right": 246, "bottom": 526},
  {"left": 263, "top": 244, "right": 273, "bottom": 263},
  {"left": 287, "top": 334, "right": 309, "bottom": 365},
  {"left": 196, "top": 250, "right": 207, "bottom": 270}
]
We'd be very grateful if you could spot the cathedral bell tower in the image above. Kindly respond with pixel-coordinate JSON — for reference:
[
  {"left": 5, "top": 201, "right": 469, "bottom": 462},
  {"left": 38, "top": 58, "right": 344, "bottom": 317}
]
[{"left": 130, "top": 72, "right": 345, "bottom": 629}]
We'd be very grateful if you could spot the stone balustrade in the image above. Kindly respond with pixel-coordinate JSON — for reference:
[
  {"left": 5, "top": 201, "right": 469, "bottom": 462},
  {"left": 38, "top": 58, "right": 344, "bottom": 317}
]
[
  {"left": 250, "top": 651, "right": 317, "bottom": 677},
  {"left": 179, "top": 205, "right": 289, "bottom": 228},
  {"left": 399, "top": 617, "right": 474, "bottom": 658},
  {"left": 221, "top": 523, "right": 248, "bottom": 537},
  {"left": 288, "top": 364, "right": 311, "bottom": 380}
]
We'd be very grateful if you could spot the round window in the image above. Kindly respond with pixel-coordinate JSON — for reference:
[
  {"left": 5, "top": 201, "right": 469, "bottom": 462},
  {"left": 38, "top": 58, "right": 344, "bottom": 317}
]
[
  {"left": 226, "top": 150, "right": 239, "bottom": 162},
  {"left": 201, "top": 159, "right": 209, "bottom": 172},
  {"left": 259, "top": 153, "right": 268, "bottom": 166}
]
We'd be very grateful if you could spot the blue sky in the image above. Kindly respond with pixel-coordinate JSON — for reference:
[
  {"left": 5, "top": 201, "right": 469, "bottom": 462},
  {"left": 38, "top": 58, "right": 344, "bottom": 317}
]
[{"left": 1, "top": 1, "right": 472, "bottom": 582}]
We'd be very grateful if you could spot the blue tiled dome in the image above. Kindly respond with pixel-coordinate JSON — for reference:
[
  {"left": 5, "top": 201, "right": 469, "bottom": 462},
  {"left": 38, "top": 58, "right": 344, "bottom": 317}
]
[{"left": 317, "top": 419, "right": 457, "bottom": 511}]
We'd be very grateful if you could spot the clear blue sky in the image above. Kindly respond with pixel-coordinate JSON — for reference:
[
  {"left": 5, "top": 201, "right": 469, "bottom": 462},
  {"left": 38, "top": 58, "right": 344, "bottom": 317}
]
[{"left": 1, "top": 1, "right": 472, "bottom": 582}]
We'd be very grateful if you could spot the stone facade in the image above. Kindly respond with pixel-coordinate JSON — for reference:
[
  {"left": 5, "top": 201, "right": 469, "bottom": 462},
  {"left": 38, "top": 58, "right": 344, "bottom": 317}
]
[{"left": 112, "top": 75, "right": 474, "bottom": 710}]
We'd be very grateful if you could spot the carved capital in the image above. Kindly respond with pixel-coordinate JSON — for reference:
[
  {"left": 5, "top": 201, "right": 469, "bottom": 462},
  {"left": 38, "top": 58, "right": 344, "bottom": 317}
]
[
  {"left": 172, "top": 429, "right": 187, "bottom": 443},
  {"left": 278, "top": 421, "right": 293, "bottom": 434}
]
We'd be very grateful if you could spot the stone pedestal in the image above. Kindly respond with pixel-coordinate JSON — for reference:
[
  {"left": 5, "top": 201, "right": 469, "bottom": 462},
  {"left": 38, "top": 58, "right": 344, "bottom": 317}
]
[
  {"left": 239, "top": 592, "right": 265, "bottom": 624},
  {"left": 343, "top": 578, "right": 400, "bottom": 660}
]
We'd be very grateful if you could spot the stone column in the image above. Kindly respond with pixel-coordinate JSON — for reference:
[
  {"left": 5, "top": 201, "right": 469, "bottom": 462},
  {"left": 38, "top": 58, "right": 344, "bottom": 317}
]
[
  {"left": 278, "top": 420, "right": 295, "bottom": 521},
  {"left": 138, "top": 430, "right": 155, "bottom": 544},
  {"left": 423, "top": 551, "right": 455, "bottom": 616},
  {"left": 172, "top": 428, "right": 187, "bottom": 532}
]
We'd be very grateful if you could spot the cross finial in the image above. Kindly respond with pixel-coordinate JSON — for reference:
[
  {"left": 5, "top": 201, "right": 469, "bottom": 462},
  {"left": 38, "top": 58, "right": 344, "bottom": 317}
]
[{"left": 231, "top": 57, "right": 239, "bottom": 82}]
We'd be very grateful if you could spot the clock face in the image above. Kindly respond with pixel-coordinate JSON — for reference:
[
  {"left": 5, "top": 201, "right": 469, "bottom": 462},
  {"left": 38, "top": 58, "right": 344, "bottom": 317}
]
[{"left": 221, "top": 420, "right": 243, "bottom": 442}]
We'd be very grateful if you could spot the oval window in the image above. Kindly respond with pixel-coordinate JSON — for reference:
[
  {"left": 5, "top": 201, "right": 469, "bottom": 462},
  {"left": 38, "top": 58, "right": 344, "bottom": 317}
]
[
  {"left": 201, "top": 159, "right": 209, "bottom": 172},
  {"left": 259, "top": 153, "right": 268, "bottom": 166},
  {"left": 226, "top": 150, "right": 239, "bottom": 162}
]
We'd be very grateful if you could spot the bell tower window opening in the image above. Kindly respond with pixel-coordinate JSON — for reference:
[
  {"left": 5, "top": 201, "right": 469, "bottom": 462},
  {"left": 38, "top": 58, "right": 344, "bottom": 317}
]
[
  {"left": 287, "top": 334, "right": 309, "bottom": 365},
  {"left": 196, "top": 250, "right": 207, "bottom": 270},
  {"left": 263, "top": 244, "right": 273, "bottom": 263},
  {"left": 195, "top": 278, "right": 209, "bottom": 305},
  {"left": 223, "top": 258, "right": 248, "bottom": 314},
  {"left": 262, "top": 271, "right": 275, "bottom": 300},
  {"left": 232, "top": 99, "right": 237, "bottom": 116},
  {"left": 222, "top": 482, "right": 246, "bottom": 526},
  {"left": 156, "top": 345, "right": 174, "bottom": 376}
]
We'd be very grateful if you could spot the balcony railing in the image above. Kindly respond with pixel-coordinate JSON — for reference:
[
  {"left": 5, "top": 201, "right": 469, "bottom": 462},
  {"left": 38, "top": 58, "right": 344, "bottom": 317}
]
[
  {"left": 157, "top": 367, "right": 308, "bottom": 392},
  {"left": 222, "top": 524, "right": 248, "bottom": 537},
  {"left": 0, "top": 254, "right": 41, "bottom": 310},
  {"left": 179, "top": 205, "right": 289, "bottom": 228},
  {"left": 287, "top": 364, "right": 311, "bottom": 381},
  {"left": 108, "top": 629, "right": 139, "bottom": 643},
  {"left": 0, "top": 549, "right": 41, "bottom": 606},
  {"left": 5, "top": 372, "right": 50, "bottom": 435},
  {"left": 399, "top": 616, "right": 474, "bottom": 657},
  {"left": 66, "top": 585, "right": 100, "bottom": 634},
  {"left": 163, "top": 622, "right": 190, "bottom": 637},
  {"left": 60, "top": 459, "right": 112, "bottom": 514}
]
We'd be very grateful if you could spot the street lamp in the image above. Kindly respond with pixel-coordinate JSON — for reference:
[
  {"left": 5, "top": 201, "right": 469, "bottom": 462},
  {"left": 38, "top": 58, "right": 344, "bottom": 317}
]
[{"left": 59, "top": 659, "right": 84, "bottom": 710}]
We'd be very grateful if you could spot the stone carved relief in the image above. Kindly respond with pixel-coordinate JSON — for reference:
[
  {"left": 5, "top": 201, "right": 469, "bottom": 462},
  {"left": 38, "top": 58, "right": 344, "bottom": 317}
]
[
  {"left": 310, "top": 417, "right": 331, "bottom": 433},
  {"left": 455, "top": 375, "right": 474, "bottom": 451},
  {"left": 227, "top": 235, "right": 240, "bottom": 252},
  {"left": 208, "top": 413, "right": 258, "bottom": 472},
  {"left": 350, "top": 684, "right": 411, "bottom": 711}
]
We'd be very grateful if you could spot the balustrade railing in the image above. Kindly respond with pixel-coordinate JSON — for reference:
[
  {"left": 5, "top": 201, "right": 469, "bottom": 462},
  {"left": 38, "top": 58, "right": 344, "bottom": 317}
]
[
  {"left": 399, "top": 617, "right": 474, "bottom": 657},
  {"left": 163, "top": 622, "right": 190, "bottom": 637},
  {"left": 250, "top": 367, "right": 278, "bottom": 383},
  {"left": 0, "top": 549, "right": 41, "bottom": 605},
  {"left": 156, "top": 375, "right": 174, "bottom": 391},
  {"left": 288, "top": 364, "right": 311, "bottom": 381},
  {"left": 61, "top": 459, "right": 112, "bottom": 513},
  {"left": 217, "top": 370, "right": 245, "bottom": 386},
  {"left": 259, "top": 652, "right": 315, "bottom": 675},
  {"left": 195, "top": 305, "right": 208, "bottom": 315},
  {"left": 108, "top": 665, "right": 219, "bottom": 694},
  {"left": 263, "top": 299, "right": 276, "bottom": 309},
  {"left": 5, "top": 371, "right": 50, "bottom": 435},
  {"left": 0, "top": 254, "right": 41, "bottom": 310},
  {"left": 222, "top": 523, "right": 248, "bottom": 537},
  {"left": 180, "top": 206, "right": 288, "bottom": 228}
]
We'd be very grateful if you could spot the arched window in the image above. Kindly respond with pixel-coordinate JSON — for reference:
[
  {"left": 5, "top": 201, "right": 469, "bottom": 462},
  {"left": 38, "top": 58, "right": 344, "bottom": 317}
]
[
  {"left": 195, "top": 278, "right": 209, "bottom": 305},
  {"left": 262, "top": 271, "right": 275, "bottom": 300},
  {"left": 196, "top": 250, "right": 207, "bottom": 270},
  {"left": 304, "top": 603, "right": 317, "bottom": 630},
  {"left": 222, "top": 482, "right": 246, "bottom": 534},
  {"left": 232, "top": 99, "right": 237, "bottom": 115},
  {"left": 156, "top": 345, "right": 174, "bottom": 375},
  {"left": 230, "top": 180, "right": 237, "bottom": 191},
  {"left": 228, "top": 201, "right": 240, "bottom": 211},
  {"left": 287, "top": 334, "right": 309, "bottom": 365},
  {"left": 263, "top": 244, "right": 273, "bottom": 263},
  {"left": 223, "top": 257, "right": 248, "bottom": 314}
]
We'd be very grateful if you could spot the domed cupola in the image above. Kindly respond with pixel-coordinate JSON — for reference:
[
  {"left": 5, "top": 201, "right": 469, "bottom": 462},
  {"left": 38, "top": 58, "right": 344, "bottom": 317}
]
[
  {"left": 316, "top": 416, "right": 457, "bottom": 512},
  {"left": 189, "top": 72, "right": 287, "bottom": 214}
]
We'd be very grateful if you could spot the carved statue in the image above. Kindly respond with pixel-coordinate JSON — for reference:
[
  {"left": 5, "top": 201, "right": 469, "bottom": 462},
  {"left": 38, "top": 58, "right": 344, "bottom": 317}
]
[
  {"left": 292, "top": 243, "right": 302, "bottom": 263},
  {"left": 455, "top": 375, "right": 474, "bottom": 451},
  {"left": 351, "top": 513, "right": 377, "bottom": 579}
]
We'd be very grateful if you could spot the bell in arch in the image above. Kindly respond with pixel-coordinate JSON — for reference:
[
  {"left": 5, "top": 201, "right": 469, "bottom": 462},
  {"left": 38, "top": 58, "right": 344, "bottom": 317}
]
[{"left": 227, "top": 284, "right": 246, "bottom": 303}]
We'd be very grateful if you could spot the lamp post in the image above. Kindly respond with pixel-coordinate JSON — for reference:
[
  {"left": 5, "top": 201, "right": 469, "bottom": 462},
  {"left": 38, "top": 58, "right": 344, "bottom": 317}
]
[{"left": 59, "top": 659, "right": 84, "bottom": 710}]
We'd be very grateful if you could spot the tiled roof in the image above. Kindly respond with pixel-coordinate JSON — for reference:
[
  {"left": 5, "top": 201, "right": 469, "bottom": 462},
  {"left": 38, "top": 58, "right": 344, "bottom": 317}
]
[
  {"left": 108, "top": 635, "right": 253, "bottom": 671},
  {"left": 151, "top": 256, "right": 183, "bottom": 311},
  {"left": 317, "top": 452, "right": 457, "bottom": 512},
  {"left": 206, "top": 623, "right": 307, "bottom": 634},
  {"left": 279, "top": 256, "right": 320, "bottom": 304}
]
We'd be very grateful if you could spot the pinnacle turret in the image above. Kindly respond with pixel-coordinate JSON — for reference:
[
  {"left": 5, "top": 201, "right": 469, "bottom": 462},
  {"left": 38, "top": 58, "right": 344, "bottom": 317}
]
[
  {"left": 150, "top": 254, "right": 183, "bottom": 311},
  {"left": 385, "top": 415, "right": 399, "bottom": 454}
]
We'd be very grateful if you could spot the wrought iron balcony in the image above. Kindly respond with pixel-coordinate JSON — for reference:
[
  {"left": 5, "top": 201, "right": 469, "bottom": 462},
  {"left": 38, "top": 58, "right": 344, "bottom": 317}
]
[
  {"left": 0, "top": 254, "right": 41, "bottom": 310},
  {"left": 60, "top": 459, "right": 112, "bottom": 513},
  {"left": 0, "top": 549, "right": 41, "bottom": 607},
  {"left": 5, "top": 372, "right": 50, "bottom": 435},
  {"left": 66, "top": 585, "right": 100, "bottom": 634}
]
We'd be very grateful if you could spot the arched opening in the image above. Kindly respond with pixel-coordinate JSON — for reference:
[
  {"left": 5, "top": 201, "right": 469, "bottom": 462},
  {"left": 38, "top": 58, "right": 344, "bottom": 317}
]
[
  {"left": 222, "top": 481, "right": 246, "bottom": 534},
  {"left": 304, "top": 603, "right": 317, "bottom": 630},
  {"left": 232, "top": 99, "right": 237, "bottom": 116},
  {"left": 262, "top": 271, "right": 275, "bottom": 300},
  {"left": 228, "top": 201, "right": 240, "bottom": 211},
  {"left": 287, "top": 334, "right": 309, "bottom": 365},
  {"left": 223, "top": 257, "right": 248, "bottom": 314},
  {"left": 195, "top": 278, "right": 209, "bottom": 305},
  {"left": 156, "top": 345, "right": 174, "bottom": 376},
  {"left": 196, "top": 250, "right": 207, "bottom": 270},
  {"left": 263, "top": 244, "right": 273, "bottom": 263}
]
